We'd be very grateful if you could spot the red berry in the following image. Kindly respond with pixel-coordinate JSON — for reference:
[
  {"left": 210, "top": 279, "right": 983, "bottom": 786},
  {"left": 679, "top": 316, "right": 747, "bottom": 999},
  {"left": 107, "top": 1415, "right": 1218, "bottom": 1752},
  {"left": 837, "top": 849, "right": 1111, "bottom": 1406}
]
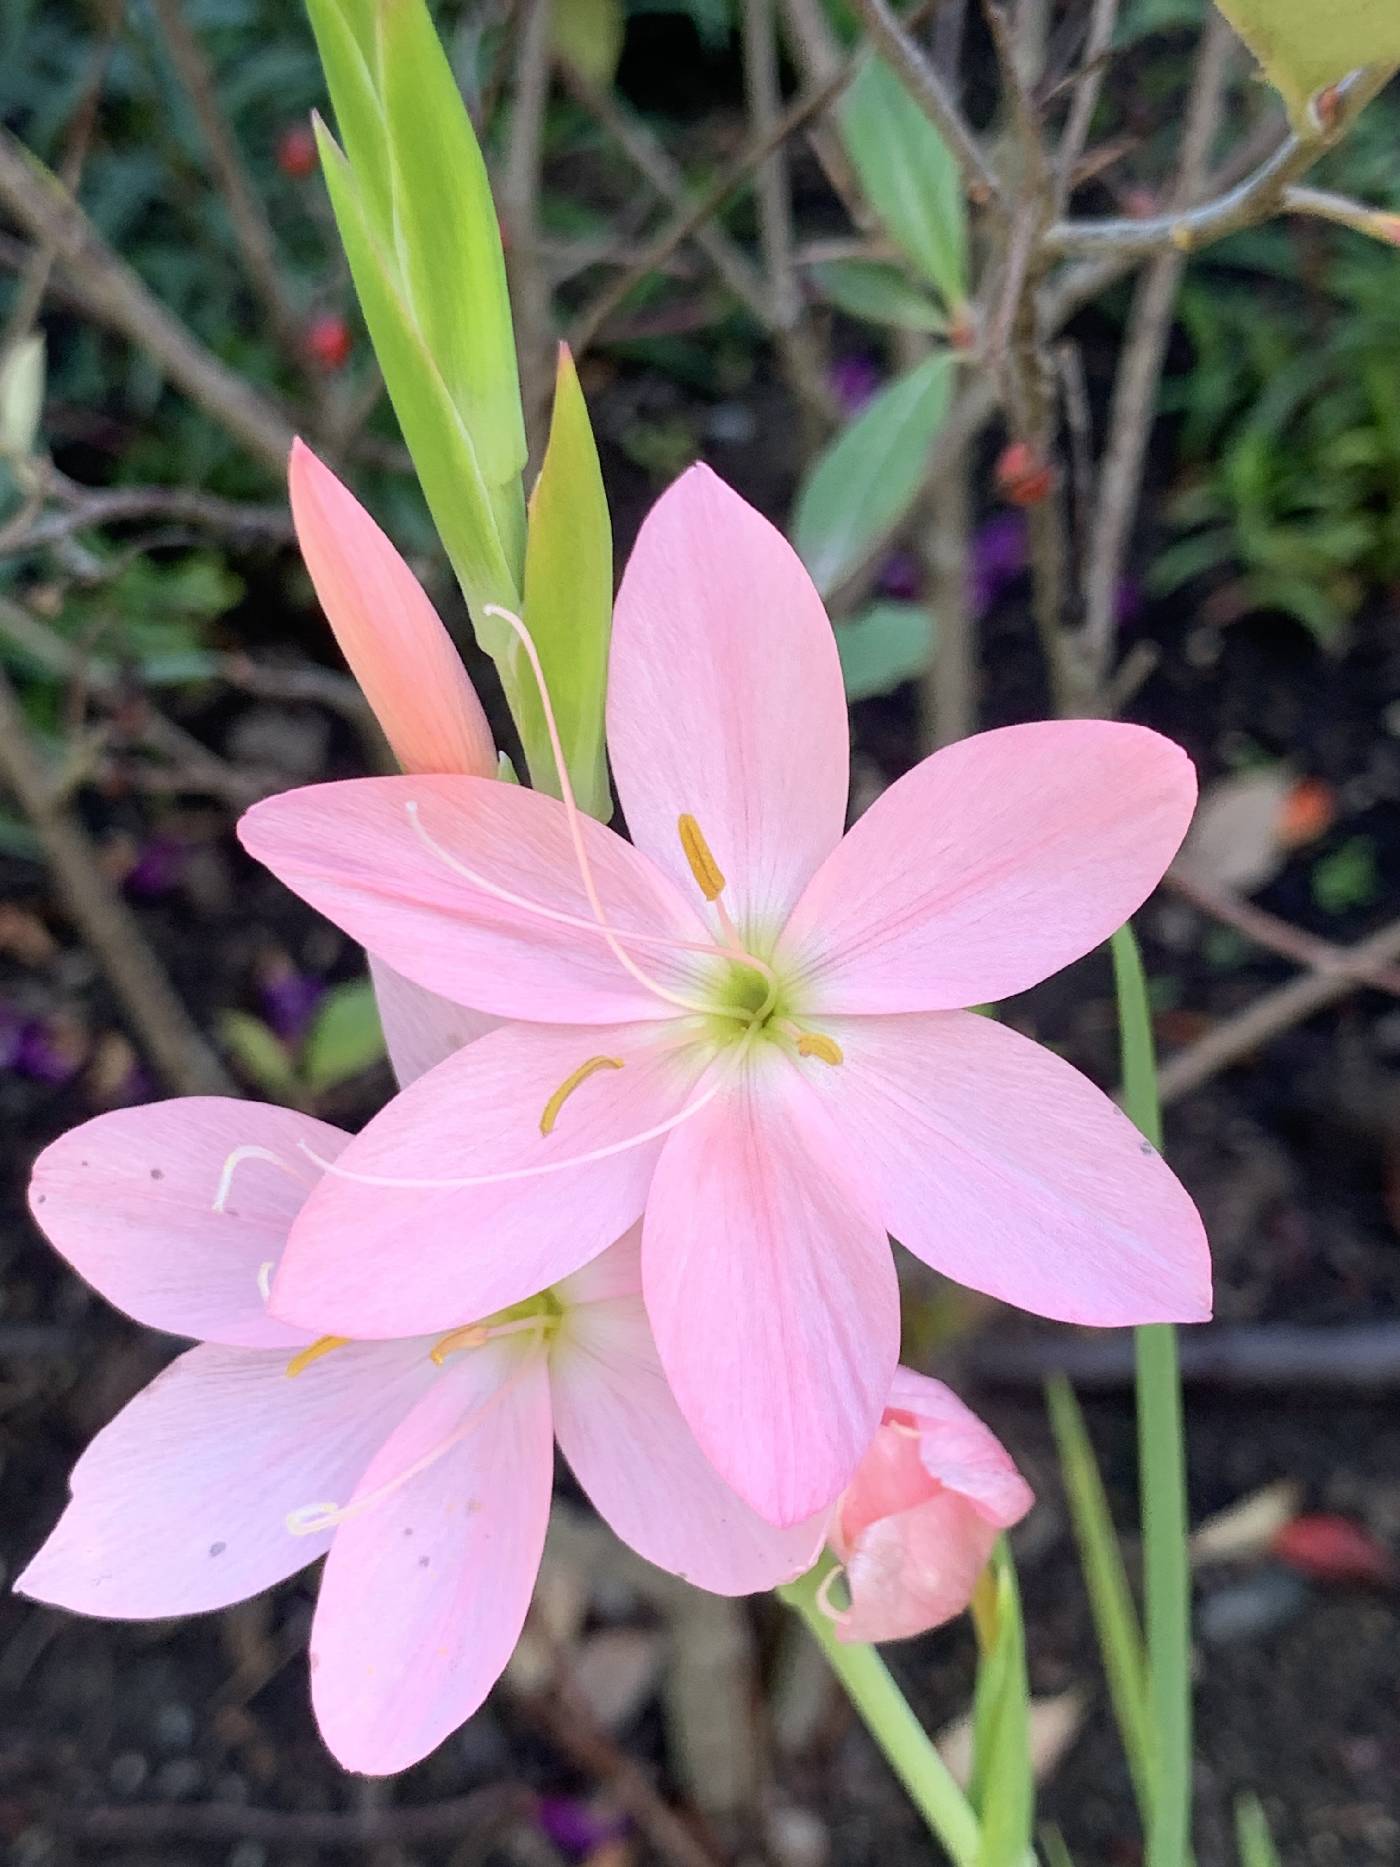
[
  {"left": 277, "top": 123, "right": 318, "bottom": 179},
  {"left": 1271, "top": 1514, "right": 1396, "bottom": 1588},
  {"left": 304, "top": 312, "right": 352, "bottom": 372},
  {"left": 995, "top": 440, "right": 1055, "bottom": 508}
]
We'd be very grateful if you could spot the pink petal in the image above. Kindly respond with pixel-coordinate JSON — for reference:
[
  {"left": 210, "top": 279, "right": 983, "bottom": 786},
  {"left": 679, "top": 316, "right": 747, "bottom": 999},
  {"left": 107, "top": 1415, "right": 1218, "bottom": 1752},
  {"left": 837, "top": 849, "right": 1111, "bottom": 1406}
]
[
  {"left": 310, "top": 1341, "right": 553, "bottom": 1774},
  {"left": 551, "top": 1274, "right": 825, "bottom": 1593},
  {"left": 17, "top": 1339, "right": 431, "bottom": 1619},
  {"left": 240, "top": 775, "right": 711, "bottom": 1024},
  {"left": 273, "top": 1021, "right": 709, "bottom": 1339},
  {"left": 781, "top": 722, "right": 1197, "bottom": 1012},
  {"left": 29, "top": 1100, "right": 345, "bottom": 1349},
  {"left": 887, "top": 1367, "right": 1035, "bottom": 1527},
  {"left": 810, "top": 1012, "right": 1211, "bottom": 1325},
  {"left": 642, "top": 1053, "right": 899, "bottom": 1526},
  {"left": 368, "top": 956, "right": 498, "bottom": 1087},
  {"left": 609, "top": 466, "right": 849, "bottom": 935},
  {"left": 837, "top": 1491, "right": 1000, "bottom": 1644},
  {"left": 289, "top": 440, "right": 495, "bottom": 779}
]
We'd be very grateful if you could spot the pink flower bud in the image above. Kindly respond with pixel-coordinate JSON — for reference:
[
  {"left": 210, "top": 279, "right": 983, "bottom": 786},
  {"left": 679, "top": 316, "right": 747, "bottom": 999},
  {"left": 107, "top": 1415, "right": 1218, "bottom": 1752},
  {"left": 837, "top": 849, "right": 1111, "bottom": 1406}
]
[
  {"left": 288, "top": 439, "right": 496, "bottom": 778},
  {"left": 826, "top": 1368, "right": 1033, "bottom": 1643}
]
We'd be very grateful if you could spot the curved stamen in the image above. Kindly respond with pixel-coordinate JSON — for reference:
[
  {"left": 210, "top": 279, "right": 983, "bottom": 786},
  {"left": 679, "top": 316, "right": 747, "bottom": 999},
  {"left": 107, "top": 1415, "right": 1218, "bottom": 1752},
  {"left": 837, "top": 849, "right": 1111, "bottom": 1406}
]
[
  {"left": 213, "top": 1144, "right": 315, "bottom": 1214},
  {"left": 404, "top": 802, "right": 741, "bottom": 980},
  {"left": 482, "top": 604, "right": 723, "bottom": 1017},
  {"left": 430, "top": 1314, "right": 549, "bottom": 1364},
  {"left": 285, "top": 1334, "right": 350, "bottom": 1378},
  {"left": 285, "top": 1352, "right": 541, "bottom": 1536},
  {"left": 815, "top": 1561, "right": 852, "bottom": 1628},
  {"left": 795, "top": 1031, "right": 844, "bottom": 1067},
  {"left": 294, "top": 1032, "right": 753, "bottom": 1192},
  {"left": 539, "top": 1054, "right": 624, "bottom": 1135}
]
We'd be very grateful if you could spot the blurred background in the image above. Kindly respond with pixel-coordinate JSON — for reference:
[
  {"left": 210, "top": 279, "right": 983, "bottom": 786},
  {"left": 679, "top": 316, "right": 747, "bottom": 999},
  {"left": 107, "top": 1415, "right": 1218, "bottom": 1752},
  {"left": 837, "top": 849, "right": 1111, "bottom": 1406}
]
[{"left": 2, "top": 1, "right": 1400, "bottom": 1862}]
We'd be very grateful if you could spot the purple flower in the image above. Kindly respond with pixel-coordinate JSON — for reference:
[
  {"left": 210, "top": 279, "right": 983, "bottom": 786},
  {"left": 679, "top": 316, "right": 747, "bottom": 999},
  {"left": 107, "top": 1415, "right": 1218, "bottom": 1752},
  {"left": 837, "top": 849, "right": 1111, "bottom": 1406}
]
[
  {"left": 968, "top": 513, "right": 1028, "bottom": 618},
  {"left": 537, "top": 1795, "right": 628, "bottom": 1858},
  {"left": 829, "top": 354, "right": 883, "bottom": 417},
  {"left": 123, "top": 836, "right": 187, "bottom": 899},
  {"left": 258, "top": 964, "right": 325, "bottom": 1045}
]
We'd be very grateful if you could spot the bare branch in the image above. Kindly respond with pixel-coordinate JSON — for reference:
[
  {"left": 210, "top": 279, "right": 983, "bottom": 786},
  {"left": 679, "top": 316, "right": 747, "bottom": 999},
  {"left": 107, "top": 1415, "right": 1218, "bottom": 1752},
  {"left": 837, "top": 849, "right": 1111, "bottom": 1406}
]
[
  {"left": 1156, "top": 914, "right": 1400, "bottom": 1106},
  {"left": 149, "top": 0, "right": 307, "bottom": 369},
  {"left": 0, "top": 129, "right": 296, "bottom": 473},
  {"left": 1077, "top": 13, "right": 1235, "bottom": 694},
  {"left": 848, "top": 0, "right": 1003, "bottom": 209},
  {"left": 1043, "top": 65, "right": 1396, "bottom": 259},
  {"left": 0, "top": 661, "right": 234, "bottom": 1095}
]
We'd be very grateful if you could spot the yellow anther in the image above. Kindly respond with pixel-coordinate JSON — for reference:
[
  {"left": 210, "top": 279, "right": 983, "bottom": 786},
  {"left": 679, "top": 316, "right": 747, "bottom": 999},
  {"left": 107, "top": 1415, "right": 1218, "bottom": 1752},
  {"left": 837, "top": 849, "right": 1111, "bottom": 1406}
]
[
  {"left": 285, "top": 1335, "right": 350, "bottom": 1378},
  {"left": 430, "top": 1325, "right": 490, "bottom": 1365},
  {"left": 539, "top": 1054, "right": 625, "bottom": 1136},
  {"left": 677, "top": 813, "right": 726, "bottom": 902},
  {"left": 796, "top": 1032, "right": 844, "bottom": 1067}
]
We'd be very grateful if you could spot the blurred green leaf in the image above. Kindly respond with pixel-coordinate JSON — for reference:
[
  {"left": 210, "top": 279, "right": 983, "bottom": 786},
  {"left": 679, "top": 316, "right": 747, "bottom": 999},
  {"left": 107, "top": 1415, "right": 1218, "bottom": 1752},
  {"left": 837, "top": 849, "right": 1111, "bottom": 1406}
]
[
  {"left": 968, "top": 1542, "right": 1034, "bottom": 1866},
  {"left": 1212, "top": 0, "right": 1400, "bottom": 126},
  {"left": 1039, "top": 1826, "right": 1079, "bottom": 1867},
  {"left": 375, "top": 0, "right": 527, "bottom": 494},
  {"left": 837, "top": 54, "right": 967, "bottom": 308},
  {"left": 811, "top": 260, "right": 948, "bottom": 333},
  {"left": 1047, "top": 1375, "right": 1155, "bottom": 1824},
  {"left": 1234, "top": 1792, "right": 1283, "bottom": 1867},
  {"left": 219, "top": 1010, "right": 301, "bottom": 1101},
  {"left": 1311, "top": 835, "right": 1380, "bottom": 914},
  {"left": 794, "top": 352, "right": 953, "bottom": 595},
  {"left": 303, "top": 977, "right": 387, "bottom": 1091},
  {"left": 522, "top": 346, "right": 614, "bottom": 819},
  {"left": 835, "top": 601, "right": 934, "bottom": 700},
  {"left": 552, "top": 0, "right": 626, "bottom": 85}
]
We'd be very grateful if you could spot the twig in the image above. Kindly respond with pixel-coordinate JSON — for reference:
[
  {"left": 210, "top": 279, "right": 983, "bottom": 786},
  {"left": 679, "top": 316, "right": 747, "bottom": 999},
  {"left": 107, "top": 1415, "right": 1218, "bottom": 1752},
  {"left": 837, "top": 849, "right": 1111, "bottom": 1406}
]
[
  {"left": 569, "top": 61, "right": 863, "bottom": 354},
  {"left": 980, "top": 0, "right": 1072, "bottom": 710},
  {"left": 149, "top": 0, "right": 307, "bottom": 369},
  {"left": 847, "top": 0, "right": 1002, "bottom": 209},
  {"left": 0, "top": 662, "right": 234, "bottom": 1095},
  {"left": 0, "top": 129, "right": 295, "bottom": 473},
  {"left": 971, "top": 1322, "right": 1400, "bottom": 1392},
  {"left": 921, "top": 441, "right": 975, "bottom": 748},
  {"left": 1165, "top": 867, "right": 1400, "bottom": 996},
  {"left": 1282, "top": 183, "right": 1400, "bottom": 243},
  {"left": 55, "top": 1786, "right": 532, "bottom": 1848},
  {"left": 558, "top": 61, "right": 773, "bottom": 331},
  {"left": 739, "top": 0, "right": 838, "bottom": 428},
  {"left": 1053, "top": 0, "right": 1120, "bottom": 212},
  {"left": 518, "top": 1681, "right": 723, "bottom": 1867},
  {"left": 0, "top": 2, "right": 120, "bottom": 360},
  {"left": 1076, "top": 13, "right": 1235, "bottom": 699},
  {"left": 1157, "top": 914, "right": 1400, "bottom": 1106},
  {"left": 499, "top": 0, "right": 556, "bottom": 456},
  {"left": 1043, "top": 65, "right": 1396, "bottom": 258},
  {"left": 0, "top": 468, "right": 292, "bottom": 555}
]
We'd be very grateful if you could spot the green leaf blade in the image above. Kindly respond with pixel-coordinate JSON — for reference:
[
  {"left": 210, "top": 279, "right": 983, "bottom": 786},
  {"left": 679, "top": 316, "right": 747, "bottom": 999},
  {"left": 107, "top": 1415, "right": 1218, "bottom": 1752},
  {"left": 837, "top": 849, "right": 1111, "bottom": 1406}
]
[
  {"left": 376, "top": 0, "right": 527, "bottom": 496},
  {"left": 794, "top": 353, "right": 954, "bottom": 596},
  {"left": 521, "top": 345, "right": 614, "bottom": 818},
  {"left": 837, "top": 54, "right": 968, "bottom": 308}
]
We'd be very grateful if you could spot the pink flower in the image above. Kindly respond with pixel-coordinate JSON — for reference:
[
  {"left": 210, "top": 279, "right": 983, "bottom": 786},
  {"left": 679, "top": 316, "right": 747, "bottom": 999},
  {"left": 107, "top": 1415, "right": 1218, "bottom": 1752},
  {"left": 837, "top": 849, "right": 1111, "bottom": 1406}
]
[
  {"left": 239, "top": 465, "right": 1210, "bottom": 1528},
  {"left": 826, "top": 1369, "right": 1032, "bottom": 1644},
  {"left": 290, "top": 437, "right": 498, "bottom": 1083},
  {"left": 18, "top": 1099, "right": 821, "bottom": 1775}
]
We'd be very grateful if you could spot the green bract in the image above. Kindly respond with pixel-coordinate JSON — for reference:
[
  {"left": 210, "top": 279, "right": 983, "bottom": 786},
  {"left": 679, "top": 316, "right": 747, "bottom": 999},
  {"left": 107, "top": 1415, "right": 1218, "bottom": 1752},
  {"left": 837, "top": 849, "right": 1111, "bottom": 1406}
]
[{"left": 304, "top": 0, "right": 614, "bottom": 818}]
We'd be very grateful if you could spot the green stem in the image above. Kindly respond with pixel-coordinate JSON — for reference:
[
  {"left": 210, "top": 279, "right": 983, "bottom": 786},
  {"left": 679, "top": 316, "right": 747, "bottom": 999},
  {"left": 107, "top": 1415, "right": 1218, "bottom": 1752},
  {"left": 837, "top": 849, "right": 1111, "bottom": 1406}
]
[
  {"left": 779, "top": 1561, "right": 983, "bottom": 1867},
  {"left": 1110, "top": 925, "right": 1193, "bottom": 1867}
]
